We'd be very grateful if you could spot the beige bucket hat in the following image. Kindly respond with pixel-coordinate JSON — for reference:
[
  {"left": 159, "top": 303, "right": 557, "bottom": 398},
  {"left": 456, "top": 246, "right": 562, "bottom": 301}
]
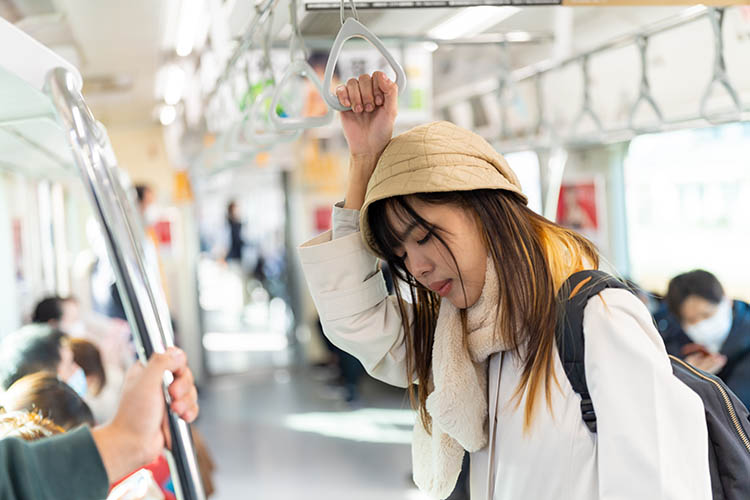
[{"left": 360, "top": 120, "right": 527, "bottom": 257}]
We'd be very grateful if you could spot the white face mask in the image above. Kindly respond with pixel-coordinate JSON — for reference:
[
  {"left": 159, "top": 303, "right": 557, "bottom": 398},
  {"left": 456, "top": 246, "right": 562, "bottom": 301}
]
[
  {"left": 66, "top": 367, "right": 88, "bottom": 398},
  {"left": 683, "top": 298, "right": 734, "bottom": 353}
]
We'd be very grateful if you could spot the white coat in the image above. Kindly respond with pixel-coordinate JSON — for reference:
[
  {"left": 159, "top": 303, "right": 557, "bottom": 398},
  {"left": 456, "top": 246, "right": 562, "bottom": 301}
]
[{"left": 298, "top": 215, "right": 711, "bottom": 500}]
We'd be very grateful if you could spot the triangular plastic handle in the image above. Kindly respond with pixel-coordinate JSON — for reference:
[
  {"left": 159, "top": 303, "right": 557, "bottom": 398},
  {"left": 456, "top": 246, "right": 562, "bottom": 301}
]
[
  {"left": 245, "top": 87, "right": 301, "bottom": 144},
  {"left": 322, "top": 18, "right": 407, "bottom": 112},
  {"left": 270, "top": 59, "right": 334, "bottom": 130},
  {"left": 629, "top": 93, "right": 663, "bottom": 131},
  {"left": 226, "top": 87, "right": 300, "bottom": 153}
]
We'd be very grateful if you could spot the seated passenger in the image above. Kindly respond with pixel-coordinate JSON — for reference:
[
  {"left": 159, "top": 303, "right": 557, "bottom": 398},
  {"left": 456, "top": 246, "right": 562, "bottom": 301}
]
[
  {"left": 655, "top": 269, "right": 750, "bottom": 406},
  {"left": 0, "top": 409, "right": 65, "bottom": 441},
  {"left": 0, "top": 324, "right": 86, "bottom": 396},
  {"left": 31, "top": 296, "right": 65, "bottom": 325},
  {"left": 70, "top": 338, "right": 107, "bottom": 397},
  {"left": 1, "top": 372, "right": 95, "bottom": 430},
  {"left": 31, "top": 295, "right": 86, "bottom": 336},
  {"left": 0, "top": 347, "right": 199, "bottom": 500}
]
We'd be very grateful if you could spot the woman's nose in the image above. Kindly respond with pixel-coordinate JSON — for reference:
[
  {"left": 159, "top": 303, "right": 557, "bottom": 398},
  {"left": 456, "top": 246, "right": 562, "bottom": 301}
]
[{"left": 408, "top": 252, "right": 433, "bottom": 279}]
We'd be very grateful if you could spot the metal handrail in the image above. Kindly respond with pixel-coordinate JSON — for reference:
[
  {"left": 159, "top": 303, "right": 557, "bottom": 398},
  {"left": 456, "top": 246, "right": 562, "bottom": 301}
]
[
  {"left": 339, "top": 0, "right": 359, "bottom": 25},
  {"left": 570, "top": 55, "right": 603, "bottom": 137},
  {"left": 46, "top": 67, "right": 206, "bottom": 500},
  {"left": 437, "top": 5, "right": 750, "bottom": 149},
  {"left": 434, "top": 6, "right": 710, "bottom": 109},
  {"left": 270, "top": 0, "right": 334, "bottom": 130},
  {"left": 205, "top": 0, "right": 281, "bottom": 105},
  {"left": 700, "top": 8, "right": 742, "bottom": 124},
  {"left": 628, "top": 35, "right": 663, "bottom": 131},
  {"left": 234, "top": 86, "right": 301, "bottom": 150}
]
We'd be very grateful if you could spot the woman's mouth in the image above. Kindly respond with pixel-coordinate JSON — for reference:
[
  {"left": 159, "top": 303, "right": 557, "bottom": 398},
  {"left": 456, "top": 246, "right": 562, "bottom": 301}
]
[{"left": 429, "top": 279, "right": 453, "bottom": 297}]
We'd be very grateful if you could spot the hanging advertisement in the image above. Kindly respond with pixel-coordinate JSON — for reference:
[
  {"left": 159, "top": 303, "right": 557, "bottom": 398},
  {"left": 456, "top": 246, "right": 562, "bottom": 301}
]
[{"left": 556, "top": 176, "right": 608, "bottom": 251}]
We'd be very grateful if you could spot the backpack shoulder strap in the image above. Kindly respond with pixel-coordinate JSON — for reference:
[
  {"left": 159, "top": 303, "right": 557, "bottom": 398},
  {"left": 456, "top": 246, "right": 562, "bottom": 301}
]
[{"left": 555, "top": 270, "right": 631, "bottom": 433}]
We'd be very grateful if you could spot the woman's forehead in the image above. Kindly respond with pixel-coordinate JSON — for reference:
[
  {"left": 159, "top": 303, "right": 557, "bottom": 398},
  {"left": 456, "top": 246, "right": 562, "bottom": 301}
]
[{"left": 384, "top": 198, "right": 431, "bottom": 234}]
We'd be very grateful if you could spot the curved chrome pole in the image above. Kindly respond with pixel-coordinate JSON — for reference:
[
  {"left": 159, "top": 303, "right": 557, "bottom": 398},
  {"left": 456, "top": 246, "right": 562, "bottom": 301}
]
[{"left": 46, "top": 66, "right": 206, "bottom": 500}]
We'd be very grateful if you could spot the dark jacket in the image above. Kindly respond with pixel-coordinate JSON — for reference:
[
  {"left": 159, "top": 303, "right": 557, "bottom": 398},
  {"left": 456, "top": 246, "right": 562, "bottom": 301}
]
[
  {"left": 656, "top": 300, "right": 750, "bottom": 408},
  {"left": 0, "top": 426, "right": 109, "bottom": 500},
  {"left": 226, "top": 218, "right": 244, "bottom": 262}
]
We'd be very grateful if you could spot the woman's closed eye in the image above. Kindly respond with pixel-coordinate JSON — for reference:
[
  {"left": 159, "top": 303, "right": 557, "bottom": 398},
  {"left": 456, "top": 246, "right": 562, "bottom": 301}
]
[
  {"left": 394, "top": 231, "right": 432, "bottom": 261},
  {"left": 417, "top": 230, "right": 433, "bottom": 245}
]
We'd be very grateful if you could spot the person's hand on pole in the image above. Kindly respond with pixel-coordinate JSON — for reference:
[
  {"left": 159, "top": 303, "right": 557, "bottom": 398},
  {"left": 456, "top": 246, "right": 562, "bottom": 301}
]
[{"left": 91, "top": 347, "right": 199, "bottom": 483}]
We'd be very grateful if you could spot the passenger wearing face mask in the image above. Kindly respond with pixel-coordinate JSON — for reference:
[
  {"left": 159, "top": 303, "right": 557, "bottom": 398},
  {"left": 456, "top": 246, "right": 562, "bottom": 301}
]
[
  {"left": 0, "top": 324, "right": 88, "bottom": 397},
  {"left": 655, "top": 269, "right": 750, "bottom": 407},
  {"left": 1, "top": 372, "right": 95, "bottom": 430}
]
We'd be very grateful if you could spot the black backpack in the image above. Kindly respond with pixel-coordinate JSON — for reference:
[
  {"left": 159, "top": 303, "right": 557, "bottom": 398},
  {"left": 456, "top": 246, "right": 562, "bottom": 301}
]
[{"left": 556, "top": 270, "right": 750, "bottom": 500}]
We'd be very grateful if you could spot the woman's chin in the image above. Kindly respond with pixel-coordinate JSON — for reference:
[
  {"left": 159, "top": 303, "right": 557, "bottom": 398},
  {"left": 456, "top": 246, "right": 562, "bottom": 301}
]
[{"left": 450, "top": 294, "right": 479, "bottom": 310}]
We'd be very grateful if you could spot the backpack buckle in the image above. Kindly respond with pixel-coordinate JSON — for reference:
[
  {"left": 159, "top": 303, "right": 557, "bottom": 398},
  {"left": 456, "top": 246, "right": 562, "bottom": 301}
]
[{"left": 580, "top": 396, "right": 598, "bottom": 433}]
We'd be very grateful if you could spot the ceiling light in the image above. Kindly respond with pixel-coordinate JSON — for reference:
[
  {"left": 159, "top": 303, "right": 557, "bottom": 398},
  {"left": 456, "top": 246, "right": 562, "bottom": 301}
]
[
  {"left": 422, "top": 41, "right": 439, "bottom": 52},
  {"left": 428, "top": 6, "right": 520, "bottom": 40},
  {"left": 160, "top": 105, "right": 177, "bottom": 126}
]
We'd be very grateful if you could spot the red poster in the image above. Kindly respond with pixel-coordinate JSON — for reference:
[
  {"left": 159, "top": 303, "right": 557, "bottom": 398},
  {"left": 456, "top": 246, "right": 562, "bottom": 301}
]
[
  {"left": 557, "top": 181, "right": 598, "bottom": 231},
  {"left": 315, "top": 206, "right": 332, "bottom": 232},
  {"left": 153, "top": 220, "right": 172, "bottom": 246}
]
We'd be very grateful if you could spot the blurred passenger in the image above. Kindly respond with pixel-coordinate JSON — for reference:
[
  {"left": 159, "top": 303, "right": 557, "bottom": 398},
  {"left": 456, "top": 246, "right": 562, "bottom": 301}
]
[
  {"left": 31, "top": 295, "right": 86, "bottom": 336},
  {"left": 306, "top": 51, "right": 338, "bottom": 119},
  {"left": 28, "top": 296, "right": 132, "bottom": 418},
  {"left": 317, "top": 317, "right": 365, "bottom": 404},
  {"left": 59, "top": 296, "right": 86, "bottom": 336},
  {"left": 31, "top": 296, "right": 64, "bottom": 325},
  {"left": 70, "top": 338, "right": 107, "bottom": 397},
  {"left": 0, "top": 347, "right": 198, "bottom": 500},
  {"left": 70, "top": 337, "right": 126, "bottom": 425},
  {"left": 135, "top": 184, "right": 158, "bottom": 226},
  {"left": 1, "top": 373, "right": 95, "bottom": 430},
  {"left": 0, "top": 410, "right": 65, "bottom": 441},
  {"left": 0, "top": 324, "right": 86, "bottom": 396},
  {"left": 225, "top": 200, "right": 245, "bottom": 264},
  {"left": 656, "top": 269, "right": 750, "bottom": 406}
]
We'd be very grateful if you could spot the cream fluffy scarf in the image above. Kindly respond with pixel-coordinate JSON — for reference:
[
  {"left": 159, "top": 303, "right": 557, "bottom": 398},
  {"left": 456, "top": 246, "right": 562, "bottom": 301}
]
[{"left": 412, "top": 258, "right": 509, "bottom": 499}]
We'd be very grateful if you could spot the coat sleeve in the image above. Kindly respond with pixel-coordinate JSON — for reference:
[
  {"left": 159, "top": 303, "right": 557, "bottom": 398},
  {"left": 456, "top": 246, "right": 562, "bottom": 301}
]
[
  {"left": 0, "top": 426, "right": 110, "bottom": 500},
  {"left": 298, "top": 229, "right": 412, "bottom": 388},
  {"left": 583, "top": 288, "right": 712, "bottom": 500}
]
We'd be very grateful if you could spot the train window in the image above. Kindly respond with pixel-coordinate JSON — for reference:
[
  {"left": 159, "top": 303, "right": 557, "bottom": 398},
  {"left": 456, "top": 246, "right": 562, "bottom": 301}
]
[
  {"left": 504, "top": 150, "right": 543, "bottom": 215},
  {"left": 624, "top": 122, "right": 750, "bottom": 298}
]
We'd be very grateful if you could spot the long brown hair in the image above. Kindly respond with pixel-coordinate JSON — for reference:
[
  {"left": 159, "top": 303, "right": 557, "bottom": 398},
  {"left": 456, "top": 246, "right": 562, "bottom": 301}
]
[{"left": 368, "top": 189, "right": 599, "bottom": 432}]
